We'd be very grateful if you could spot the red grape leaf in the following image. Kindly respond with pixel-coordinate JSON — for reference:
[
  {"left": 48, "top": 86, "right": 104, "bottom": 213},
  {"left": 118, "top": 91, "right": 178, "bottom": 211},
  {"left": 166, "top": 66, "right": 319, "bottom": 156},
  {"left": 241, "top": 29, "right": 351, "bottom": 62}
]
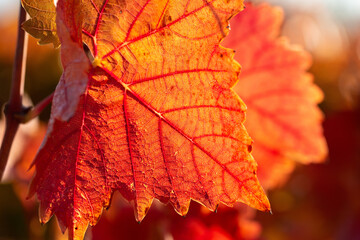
[
  {"left": 222, "top": 3, "right": 328, "bottom": 189},
  {"left": 170, "top": 204, "right": 261, "bottom": 240},
  {"left": 21, "top": 0, "right": 89, "bottom": 119},
  {"left": 29, "top": 0, "right": 270, "bottom": 239},
  {"left": 21, "top": 0, "right": 60, "bottom": 48},
  {"left": 53, "top": 0, "right": 90, "bottom": 121}
]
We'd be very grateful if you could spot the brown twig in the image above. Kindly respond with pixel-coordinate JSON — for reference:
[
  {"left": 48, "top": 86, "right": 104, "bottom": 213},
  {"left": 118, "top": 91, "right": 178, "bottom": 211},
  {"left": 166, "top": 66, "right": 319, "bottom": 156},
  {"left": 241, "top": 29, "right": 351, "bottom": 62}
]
[
  {"left": 19, "top": 92, "right": 54, "bottom": 123},
  {"left": 0, "top": 5, "right": 28, "bottom": 180}
]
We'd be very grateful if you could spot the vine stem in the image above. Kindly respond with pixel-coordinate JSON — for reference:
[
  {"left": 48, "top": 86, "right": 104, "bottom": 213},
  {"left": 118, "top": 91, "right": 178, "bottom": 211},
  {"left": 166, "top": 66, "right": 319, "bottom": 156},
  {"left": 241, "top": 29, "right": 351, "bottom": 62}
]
[
  {"left": 21, "top": 92, "right": 54, "bottom": 123},
  {"left": 0, "top": 4, "right": 28, "bottom": 180}
]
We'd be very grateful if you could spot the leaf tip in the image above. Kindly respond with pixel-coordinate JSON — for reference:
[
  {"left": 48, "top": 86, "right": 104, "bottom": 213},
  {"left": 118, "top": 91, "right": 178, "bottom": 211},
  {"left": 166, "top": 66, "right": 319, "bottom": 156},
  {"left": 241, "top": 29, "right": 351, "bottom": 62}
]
[
  {"left": 175, "top": 203, "right": 190, "bottom": 217},
  {"left": 214, "top": 204, "right": 219, "bottom": 213},
  {"left": 39, "top": 202, "right": 52, "bottom": 225},
  {"left": 255, "top": 195, "right": 271, "bottom": 213},
  {"left": 133, "top": 204, "right": 150, "bottom": 223},
  {"left": 67, "top": 219, "right": 89, "bottom": 240}
]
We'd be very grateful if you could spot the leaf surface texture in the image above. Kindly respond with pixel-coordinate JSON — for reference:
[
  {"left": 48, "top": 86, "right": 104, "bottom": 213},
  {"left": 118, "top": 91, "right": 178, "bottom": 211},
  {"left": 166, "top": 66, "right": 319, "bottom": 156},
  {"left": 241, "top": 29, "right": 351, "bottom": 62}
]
[{"left": 29, "top": 1, "right": 270, "bottom": 239}]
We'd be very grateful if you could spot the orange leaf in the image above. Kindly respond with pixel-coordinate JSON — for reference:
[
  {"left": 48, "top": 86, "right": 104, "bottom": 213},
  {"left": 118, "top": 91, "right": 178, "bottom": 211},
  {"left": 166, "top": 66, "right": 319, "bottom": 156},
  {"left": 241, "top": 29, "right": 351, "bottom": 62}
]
[
  {"left": 21, "top": 0, "right": 60, "bottom": 47},
  {"left": 222, "top": 3, "right": 328, "bottom": 189},
  {"left": 29, "top": 1, "right": 270, "bottom": 239}
]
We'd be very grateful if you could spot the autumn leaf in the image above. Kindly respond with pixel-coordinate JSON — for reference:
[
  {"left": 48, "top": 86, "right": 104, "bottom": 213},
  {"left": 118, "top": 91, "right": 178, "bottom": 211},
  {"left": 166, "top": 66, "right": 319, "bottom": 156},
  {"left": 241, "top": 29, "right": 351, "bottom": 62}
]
[
  {"left": 52, "top": 0, "right": 90, "bottom": 121},
  {"left": 170, "top": 204, "right": 261, "bottom": 240},
  {"left": 28, "top": 0, "right": 270, "bottom": 239},
  {"left": 91, "top": 194, "right": 261, "bottom": 240},
  {"left": 222, "top": 3, "right": 328, "bottom": 189},
  {"left": 21, "top": 0, "right": 60, "bottom": 48}
]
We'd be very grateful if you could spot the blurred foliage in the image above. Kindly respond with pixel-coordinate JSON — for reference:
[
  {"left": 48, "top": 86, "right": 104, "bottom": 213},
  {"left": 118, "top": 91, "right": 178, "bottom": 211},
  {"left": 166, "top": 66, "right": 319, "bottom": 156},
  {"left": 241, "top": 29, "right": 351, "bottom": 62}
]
[
  {"left": 0, "top": 184, "right": 28, "bottom": 240},
  {"left": 280, "top": 10, "right": 360, "bottom": 112},
  {"left": 257, "top": 110, "right": 360, "bottom": 240}
]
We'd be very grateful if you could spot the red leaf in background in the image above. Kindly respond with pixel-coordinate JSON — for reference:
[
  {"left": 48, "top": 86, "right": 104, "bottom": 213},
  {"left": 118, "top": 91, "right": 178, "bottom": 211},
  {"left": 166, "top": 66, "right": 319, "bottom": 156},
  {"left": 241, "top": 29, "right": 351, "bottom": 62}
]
[
  {"left": 172, "top": 218, "right": 233, "bottom": 240},
  {"left": 92, "top": 194, "right": 261, "bottom": 240},
  {"left": 223, "top": 3, "right": 328, "bottom": 189},
  {"left": 28, "top": 0, "right": 270, "bottom": 239},
  {"left": 257, "top": 110, "right": 360, "bottom": 239},
  {"left": 170, "top": 204, "right": 261, "bottom": 240}
]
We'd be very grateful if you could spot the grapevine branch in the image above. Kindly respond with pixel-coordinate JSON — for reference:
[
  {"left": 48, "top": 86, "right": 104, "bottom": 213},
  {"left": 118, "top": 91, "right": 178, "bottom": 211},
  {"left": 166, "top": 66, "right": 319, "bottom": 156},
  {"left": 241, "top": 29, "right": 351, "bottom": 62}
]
[
  {"left": 0, "top": 4, "right": 54, "bottom": 181},
  {"left": 0, "top": 5, "right": 28, "bottom": 180}
]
